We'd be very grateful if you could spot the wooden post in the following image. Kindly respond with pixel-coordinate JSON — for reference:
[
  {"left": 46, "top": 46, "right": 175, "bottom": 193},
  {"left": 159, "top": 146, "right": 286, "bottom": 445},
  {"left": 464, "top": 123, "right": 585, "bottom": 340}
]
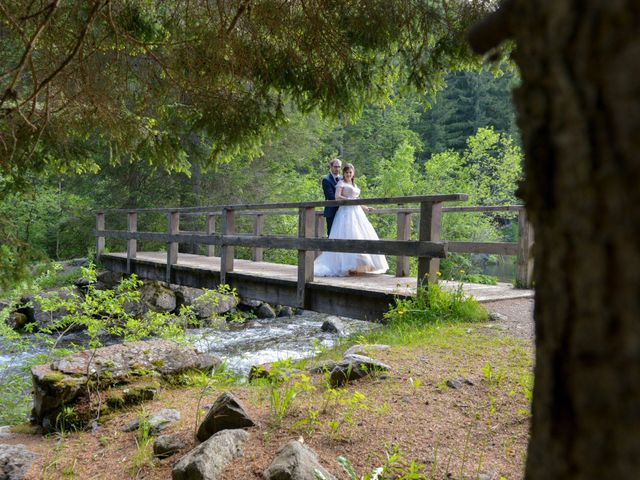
[
  {"left": 396, "top": 211, "right": 412, "bottom": 277},
  {"left": 315, "top": 212, "right": 324, "bottom": 258},
  {"left": 252, "top": 214, "right": 265, "bottom": 262},
  {"left": 516, "top": 207, "right": 535, "bottom": 288},
  {"left": 126, "top": 211, "right": 137, "bottom": 274},
  {"left": 206, "top": 214, "right": 216, "bottom": 257},
  {"left": 220, "top": 208, "right": 235, "bottom": 285},
  {"left": 96, "top": 212, "right": 105, "bottom": 260},
  {"left": 417, "top": 201, "right": 443, "bottom": 286},
  {"left": 297, "top": 207, "right": 316, "bottom": 308},
  {"left": 166, "top": 211, "right": 179, "bottom": 283}
]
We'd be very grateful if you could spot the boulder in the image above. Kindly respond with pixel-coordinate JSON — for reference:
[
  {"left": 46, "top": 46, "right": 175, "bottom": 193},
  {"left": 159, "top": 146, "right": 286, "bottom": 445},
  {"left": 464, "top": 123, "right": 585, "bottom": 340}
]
[
  {"left": 329, "top": 354, "right": 391, "bottom": 387},
  {"left": 488, "top": 312, "right": 508, "bottom": 322},
  {"left": 321, "top": 316, "right": 345, "bottom": 335},
  {"left": 343, "top": 344, "right": 390, "bottom": 357},
  {"left": 0, "top": 444, "right": 37, "bottom": 480},
  {"left": 238, "top": 297, "right": 262, "bottom": 309},
  {"left": 277, "top": 305, "right": 295, "bottom": 317},
  {"left": 174, "top": 287, "right": 238, "bottom": 319},
  {"left": 124, "top": 281, "right": 177, "bottom": 316},
  {"left": 6, "top": 312, "right": 29, "bottom": 331},
  {"left": 196, "top": 392, "right": 255, "bottom": 442},
  {"left": 307, "top": 361, "right": 337, "bottom": 374},
  {"left": 125, "top": 408, "right": 181, "bottom": 435},
  {"left": 95, "top": 270, "right": 124, "bottom": 290},
  {"left": 256, "top": 303, "right": 276, "bottom": 319},
  {"left": 19, "top": 287, "right": 81, "bottom": 331},
  {"left": 154, "top": 434, "right": 186, "bottom": 458},
  {"left": 31, "top": 340, "right": 220, "bottom": 429},
  {"left": 172, "top": 429, "right": 248, "bottom": 480},
  {"left": 263, "top": 440, "right": 336, "bottom": 480}
]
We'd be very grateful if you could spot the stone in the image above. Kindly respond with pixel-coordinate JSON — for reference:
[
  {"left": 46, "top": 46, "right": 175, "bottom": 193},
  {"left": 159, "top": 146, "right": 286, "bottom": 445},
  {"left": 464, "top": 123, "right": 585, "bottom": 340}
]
[
  {"left": 343, "top": 344, "right": 390, "bottom": 357},
  {"left": 446, "top": 379, "right": 463, "bottom": 389},
  {"left": 31, "top": 340, "right": 220, "bottom": 429},
  {"left": 125, "top": 408, "right": 181, "bottom": 435},
  {"left": 0, "top": 444, "right": 37, "bottom": 480},
  {"left": 238, "top": 297, "right": 262, "bottom": 309},
  {"left": 277, "top": 305, "right": 295, "bottom": 317},
  {"left": 321, "top": 316, "right": 345, "bottom": 335},
  {"left": 193, "top": 291, "right": 238, "bottom": 319},
  {"left": 307, "top": 361, "right": 337, "bottom": 374},
  {"left": 263, "top": 440, "right": 336, "bottom": 480},
  {"left": 256, "top": 303, "right": 276, "bottom": 319},
  {"left": 96, "top": 270, "right": 124, "bottom": 289},
  {"left": 172, "top": 429, "right": 248, "bottom": 480},
  {"left": 488, "top": 312, "right": 508, "bottom": 322},
  {"left": 329, "top": 354, "right": 391, "bottom": 387},
  {"left": 6, "top": 312, "right": 29, "bottom": 331},
  {"left": 0, "top": 425, "right": 13, "bottom": 439},
  {"left": 154, "top": 434, "right": 186, "bottom": 458},
  {"left": 20, "top": 287, "right": 81, "bottom": 331},
  {"left": 124, "top": 281, "right": 177, "bottom": 316},
  {"left": 197, "top": 392, "right": 256, "bottom": 442}
]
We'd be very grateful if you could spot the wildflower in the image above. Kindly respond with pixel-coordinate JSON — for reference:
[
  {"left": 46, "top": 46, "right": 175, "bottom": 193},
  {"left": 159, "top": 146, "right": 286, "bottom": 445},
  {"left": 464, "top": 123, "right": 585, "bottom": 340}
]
[
  {"left": 436, "top": 271, "right": 442, "bottom": 277},
  {"left": 459, "top": 269, "right": 465, "bottom": 274}
]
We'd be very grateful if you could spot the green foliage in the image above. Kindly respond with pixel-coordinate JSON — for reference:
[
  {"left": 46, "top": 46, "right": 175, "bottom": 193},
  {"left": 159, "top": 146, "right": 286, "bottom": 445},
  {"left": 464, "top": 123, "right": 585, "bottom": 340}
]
[{"left": 384, "top": 284, "right": 488, "bottom": 327}]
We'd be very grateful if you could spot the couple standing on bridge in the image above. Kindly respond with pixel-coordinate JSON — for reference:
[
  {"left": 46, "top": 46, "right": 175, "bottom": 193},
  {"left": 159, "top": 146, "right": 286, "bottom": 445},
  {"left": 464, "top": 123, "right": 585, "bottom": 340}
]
[{"left": 314, "top": 158, "right": 389, "bottom": 277}]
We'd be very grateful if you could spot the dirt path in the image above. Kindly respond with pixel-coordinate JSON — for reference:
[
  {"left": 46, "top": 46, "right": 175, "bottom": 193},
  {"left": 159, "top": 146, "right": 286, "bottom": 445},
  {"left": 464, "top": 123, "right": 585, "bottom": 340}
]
[{"left": 483, "top": 297, "right": 535, "bottom": 341}]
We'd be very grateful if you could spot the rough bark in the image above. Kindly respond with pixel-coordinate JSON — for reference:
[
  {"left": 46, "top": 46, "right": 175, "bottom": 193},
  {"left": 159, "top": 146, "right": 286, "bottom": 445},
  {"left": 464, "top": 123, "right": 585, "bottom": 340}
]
[{"left": 506, "top": 1, "right": 640, "bottom": 478}]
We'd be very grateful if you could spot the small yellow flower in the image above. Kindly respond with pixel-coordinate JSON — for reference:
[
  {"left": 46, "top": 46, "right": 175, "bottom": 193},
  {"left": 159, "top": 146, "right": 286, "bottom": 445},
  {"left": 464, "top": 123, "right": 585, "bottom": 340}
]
[
  {"left": 459, "top": 269, "right": 465, "bottom": 274},
  {"left": 436, "top": 271, "right": 442, "bottom": 277}
]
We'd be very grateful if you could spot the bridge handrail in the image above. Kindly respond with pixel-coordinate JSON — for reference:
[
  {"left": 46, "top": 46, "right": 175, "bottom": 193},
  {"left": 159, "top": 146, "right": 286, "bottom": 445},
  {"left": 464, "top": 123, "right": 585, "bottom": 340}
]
[{"left": 95, "top": 196, "right": 534, "bottom": 304}]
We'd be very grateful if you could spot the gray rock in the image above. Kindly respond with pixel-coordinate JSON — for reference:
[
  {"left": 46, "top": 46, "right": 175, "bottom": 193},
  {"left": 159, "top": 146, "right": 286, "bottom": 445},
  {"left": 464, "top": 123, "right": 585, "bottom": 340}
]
[
  {"left": 277, "top": 305, "right": 295, "bottom": 317},
  {"left": 321, "top": 316, "right": 345, "bottom": 335},
  {"left": 0, "top": 444, "right": 37, "bottom": 480},
  {"left": 193, "top": 291, "right": 238, "bottom": 319},
  {"left": 307, "top": 361, "right": 337, "bottom": 374},
  {"left": 256, "top": 303, "right": 276, "bottom": 319},
  {"left": 197, "top": 392, "right": 256, "bottom": 442},
  {"left": 6, "top": 312, "right": 29, "bottom": 331},
  {"left": 96, "top": 270, "right": 124, "bottom": 289},
  {"left": 21, "top": 287, "right": 81, "bottom": 331},
  {"left": 239, "top": 297, "right": 262, "bottom": 309},
  {"left": 329, "top": 354, "right": 391, "bottom": 387},
  {"left": 477, "top": 474, "right": 492, "bottom": 480},
  {"left": 446, "top": 379, "right": 463, "bottom": 389},
  {"left": 264, "top": 440, "right": 336, "bottom": 480},
  {"left": 154, "top": 434, "right": 186, "bottom": 458},
  {"left": 172, "top": 429, "right": 248, "bottom": 480},
  {"left": 31, "top": 340, "right": 219, "bottom": 429},
  {"left": 124, "top": 281, "right": 177, "bottom": 316},
  {"left": 0, "top": 425, "right": 13, "bottom": 439},
  {"left": 488, "top": 312, "right": 508, "bottom": 322},
  {"left": 343, "top": 344, "right": 390, "bottom": 357},
  {"left": 125, "top": 408, "right": 181, "bottom": 434}
]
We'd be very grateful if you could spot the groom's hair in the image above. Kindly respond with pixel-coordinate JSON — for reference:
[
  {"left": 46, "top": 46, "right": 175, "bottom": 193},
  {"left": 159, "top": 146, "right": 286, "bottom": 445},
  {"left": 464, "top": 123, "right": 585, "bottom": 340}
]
[{"left": 329, "top": 158, "right": 341, "bottom": 167}]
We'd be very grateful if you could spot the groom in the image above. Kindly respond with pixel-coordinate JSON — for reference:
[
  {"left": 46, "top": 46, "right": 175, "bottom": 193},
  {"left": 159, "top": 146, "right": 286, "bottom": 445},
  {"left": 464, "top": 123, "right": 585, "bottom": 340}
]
[{"left": 322, "top": 158, "right": 342, "bottom": 235}]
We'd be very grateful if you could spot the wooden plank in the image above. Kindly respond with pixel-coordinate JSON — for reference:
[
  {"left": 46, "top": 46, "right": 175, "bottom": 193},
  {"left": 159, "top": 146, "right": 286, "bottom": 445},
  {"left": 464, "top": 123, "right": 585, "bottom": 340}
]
[
  {"left": 442, "top": 205, "right": 523, "bottom": 213},
  {"left": 95, "top": 194, "right": 469, "bottom": 214},
  {"left": 98, "top": 230, "right": 448, "bottom": 257},
  {"left": 220, "top": 208, "right": 235, "bottom": 284},
  {"left": 252, "top": 214, "right": 265, "bottom": 262},
  {"left": 396, "top": 211, "right": 412, "bottom": 277},
  {"left": 127, "top": 212, "right": 137, "bottom": 274},
  {"left": 448, "top": 241, "right": 518, "bottom": 255},
  {"left": 516, "top": 208, "right": 535, "bottom": 288},
  {"left": 417, "top": 202, "right": 442, "bottom": 285},
  {"left": 96, "top": 212, "right": 105, "bottom": 260},
  {"left": 297, "top": 207, "right": 316, "bottom": 308},
  {"left": 166, "top": 212, "right": 180, "bottom": 283},
  {"left": 206, "top": 214, "right": 216, "bottom": 257}
]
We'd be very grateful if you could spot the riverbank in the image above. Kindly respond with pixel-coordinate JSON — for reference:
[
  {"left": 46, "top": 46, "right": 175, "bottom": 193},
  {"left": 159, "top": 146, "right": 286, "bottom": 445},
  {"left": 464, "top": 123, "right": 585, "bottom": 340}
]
[{"left": 3, "top": 299, "right": 534, "bottom": 480}]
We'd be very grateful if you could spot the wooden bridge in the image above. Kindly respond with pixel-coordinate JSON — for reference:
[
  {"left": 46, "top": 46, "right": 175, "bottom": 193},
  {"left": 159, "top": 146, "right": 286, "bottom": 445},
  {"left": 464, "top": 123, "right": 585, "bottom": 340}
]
[{"left": 95, "top": 194, "right": 534, "bottom": 321}]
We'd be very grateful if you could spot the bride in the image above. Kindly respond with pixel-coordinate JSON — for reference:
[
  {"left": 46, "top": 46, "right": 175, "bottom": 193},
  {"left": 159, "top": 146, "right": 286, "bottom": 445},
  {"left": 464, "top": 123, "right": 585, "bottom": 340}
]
[{"left": 315, "top": 163, "right": 389, "bottom": 277}]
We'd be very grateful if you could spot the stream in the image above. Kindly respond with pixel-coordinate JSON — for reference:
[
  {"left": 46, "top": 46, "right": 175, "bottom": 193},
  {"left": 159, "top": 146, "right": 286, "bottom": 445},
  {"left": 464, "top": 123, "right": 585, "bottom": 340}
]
[{"left": 0, "top": 311, "right": 378, "bottom": 378}]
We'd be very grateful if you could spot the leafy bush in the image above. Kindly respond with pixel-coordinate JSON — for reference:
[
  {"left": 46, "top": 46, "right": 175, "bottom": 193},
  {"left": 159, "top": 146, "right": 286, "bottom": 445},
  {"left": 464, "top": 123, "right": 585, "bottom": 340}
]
[{"left": 384, "top": 283, "right": 487, "bottom": 326}]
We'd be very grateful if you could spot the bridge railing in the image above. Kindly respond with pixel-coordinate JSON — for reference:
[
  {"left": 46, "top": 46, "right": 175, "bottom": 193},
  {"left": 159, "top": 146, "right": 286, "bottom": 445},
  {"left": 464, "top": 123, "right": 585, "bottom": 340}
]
[{"left": 95, "top": 195, "right": 534, "bottom": 307}]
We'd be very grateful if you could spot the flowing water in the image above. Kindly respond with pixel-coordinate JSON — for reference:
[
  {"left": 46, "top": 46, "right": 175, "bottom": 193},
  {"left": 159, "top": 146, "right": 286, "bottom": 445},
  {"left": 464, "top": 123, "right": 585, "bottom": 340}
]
[{"left": 0, "top": 311, "right": 378, "bottom": 378}]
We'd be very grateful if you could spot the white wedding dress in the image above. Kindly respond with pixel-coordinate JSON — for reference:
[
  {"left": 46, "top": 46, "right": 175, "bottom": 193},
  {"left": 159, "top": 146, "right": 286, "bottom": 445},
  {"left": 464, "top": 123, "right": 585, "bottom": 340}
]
[{"left": 314, "top": 181, "right": 389, "bottom": 277}]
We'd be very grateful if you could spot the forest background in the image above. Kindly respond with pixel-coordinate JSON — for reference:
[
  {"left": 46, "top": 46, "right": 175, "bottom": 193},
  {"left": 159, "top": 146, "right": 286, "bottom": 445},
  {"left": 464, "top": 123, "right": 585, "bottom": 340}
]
[{"left": 1, "top": 69, "right": 522, "bottom": 283}]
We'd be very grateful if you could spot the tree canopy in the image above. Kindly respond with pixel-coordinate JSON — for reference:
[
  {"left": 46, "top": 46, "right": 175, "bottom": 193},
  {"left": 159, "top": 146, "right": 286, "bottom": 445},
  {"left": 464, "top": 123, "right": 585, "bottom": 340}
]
[{"left": 1, "top": 0, "right": 495, "bottom": 190}]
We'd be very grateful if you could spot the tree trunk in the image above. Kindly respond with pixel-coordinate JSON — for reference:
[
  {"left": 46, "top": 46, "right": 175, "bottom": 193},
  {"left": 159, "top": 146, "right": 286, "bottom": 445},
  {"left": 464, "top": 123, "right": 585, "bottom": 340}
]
[{"left": 505, "top": 1, "right": 640, "bottom": 478}]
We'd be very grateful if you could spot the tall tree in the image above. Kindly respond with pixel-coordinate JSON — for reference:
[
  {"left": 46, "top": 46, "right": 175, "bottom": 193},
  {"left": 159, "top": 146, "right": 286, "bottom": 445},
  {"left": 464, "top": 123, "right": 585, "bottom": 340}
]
[{"left": 469, "top": 1, "right": 640, "bottom": 478}]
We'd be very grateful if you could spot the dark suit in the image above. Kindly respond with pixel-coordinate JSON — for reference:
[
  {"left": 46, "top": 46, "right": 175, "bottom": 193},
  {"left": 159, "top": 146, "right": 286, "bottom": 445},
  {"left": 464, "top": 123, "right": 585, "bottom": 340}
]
[{"left": 322, "top": 173, "right": 341, "bottom": 235}]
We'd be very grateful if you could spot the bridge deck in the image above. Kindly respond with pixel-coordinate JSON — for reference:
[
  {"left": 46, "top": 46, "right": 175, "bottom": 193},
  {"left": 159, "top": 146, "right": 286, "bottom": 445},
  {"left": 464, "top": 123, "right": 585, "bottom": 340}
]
[{"left": 100, "top": 252, "right": 533, "bottom": 321}]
